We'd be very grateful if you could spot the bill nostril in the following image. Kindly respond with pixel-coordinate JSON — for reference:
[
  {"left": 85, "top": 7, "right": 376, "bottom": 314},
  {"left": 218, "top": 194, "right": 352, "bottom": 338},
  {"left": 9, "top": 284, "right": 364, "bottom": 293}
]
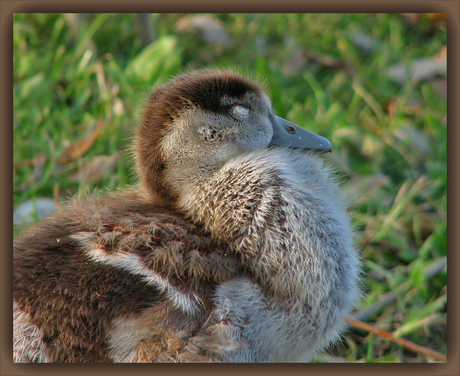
[{"left": 286, "top": 125, "right": 296, "bottom": 134}]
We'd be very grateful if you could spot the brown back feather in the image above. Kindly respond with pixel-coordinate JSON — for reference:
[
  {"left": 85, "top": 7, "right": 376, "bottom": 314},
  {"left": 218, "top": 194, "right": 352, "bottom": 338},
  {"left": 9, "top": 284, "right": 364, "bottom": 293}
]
[{"left": 13, "top": 190, "right": 240, "bottom": 362}]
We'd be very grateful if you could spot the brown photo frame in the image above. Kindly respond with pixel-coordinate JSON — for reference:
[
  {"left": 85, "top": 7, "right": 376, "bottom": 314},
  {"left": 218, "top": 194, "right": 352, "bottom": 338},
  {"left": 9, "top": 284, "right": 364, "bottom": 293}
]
[{"left": 2, "top": 2, "right": 458, "bottom": 375}]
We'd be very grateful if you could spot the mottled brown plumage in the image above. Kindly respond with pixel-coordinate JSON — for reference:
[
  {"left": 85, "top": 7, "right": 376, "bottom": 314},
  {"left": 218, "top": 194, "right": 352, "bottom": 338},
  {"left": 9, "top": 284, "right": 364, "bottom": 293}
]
[{"left": 14, "top": 191, "right": 240, "bottom": 362}]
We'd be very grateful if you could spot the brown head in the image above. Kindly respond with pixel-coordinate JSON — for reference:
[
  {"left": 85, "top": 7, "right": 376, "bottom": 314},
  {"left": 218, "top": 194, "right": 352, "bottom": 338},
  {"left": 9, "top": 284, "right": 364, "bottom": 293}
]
[{"left": 134, "top": 69, "right": 331, "bottom": 205}]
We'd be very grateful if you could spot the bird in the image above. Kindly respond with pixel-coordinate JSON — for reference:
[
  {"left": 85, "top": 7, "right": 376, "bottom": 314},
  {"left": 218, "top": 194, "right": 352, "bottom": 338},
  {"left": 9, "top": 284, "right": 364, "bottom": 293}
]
[{"left": 13, "top": 69, "right": 361, "bottom": 363}]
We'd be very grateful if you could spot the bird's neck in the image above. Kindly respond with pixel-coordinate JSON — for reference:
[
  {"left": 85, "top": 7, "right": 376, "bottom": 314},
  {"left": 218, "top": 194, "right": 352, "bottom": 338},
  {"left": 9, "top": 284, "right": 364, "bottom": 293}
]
[{"left": 176, "top": 148, "right": 358, "bottom": 309}]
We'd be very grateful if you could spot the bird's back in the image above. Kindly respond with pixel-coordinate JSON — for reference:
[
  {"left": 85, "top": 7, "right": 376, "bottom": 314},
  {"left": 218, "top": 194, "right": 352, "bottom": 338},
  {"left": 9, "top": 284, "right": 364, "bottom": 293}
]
[{"left": 13, "top": 190, "right": 241, "bottom": 362}]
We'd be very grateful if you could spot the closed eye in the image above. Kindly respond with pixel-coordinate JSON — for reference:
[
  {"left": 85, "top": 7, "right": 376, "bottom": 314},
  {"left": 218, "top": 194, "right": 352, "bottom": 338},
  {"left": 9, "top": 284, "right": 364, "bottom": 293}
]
[{"left": 231, "top": 104, "right": 250, "bottom": 120}]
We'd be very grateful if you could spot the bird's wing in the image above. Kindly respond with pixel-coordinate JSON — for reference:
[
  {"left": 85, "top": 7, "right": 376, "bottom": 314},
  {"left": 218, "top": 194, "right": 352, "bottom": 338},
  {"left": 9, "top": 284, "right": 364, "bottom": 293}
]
[{"left": 13, "top": 191, "right": 242, "bottom": 363}]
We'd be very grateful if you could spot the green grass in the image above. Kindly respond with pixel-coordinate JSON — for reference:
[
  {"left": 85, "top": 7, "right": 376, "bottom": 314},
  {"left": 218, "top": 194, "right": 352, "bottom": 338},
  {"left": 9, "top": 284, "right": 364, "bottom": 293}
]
[{"left": 13, "top": 13, "right": 447, "bottom": 362}]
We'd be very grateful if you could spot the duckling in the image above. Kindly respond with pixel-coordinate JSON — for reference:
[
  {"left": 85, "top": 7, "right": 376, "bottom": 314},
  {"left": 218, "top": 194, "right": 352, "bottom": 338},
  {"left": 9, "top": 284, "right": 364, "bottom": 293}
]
[{"left": 13, "top": 69, "right": 360, "bottom": 363}]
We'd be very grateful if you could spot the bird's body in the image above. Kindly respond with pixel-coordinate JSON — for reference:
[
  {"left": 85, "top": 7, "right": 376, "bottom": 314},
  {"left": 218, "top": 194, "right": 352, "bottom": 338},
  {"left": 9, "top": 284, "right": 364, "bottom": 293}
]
[{"left": 13, "top": 70, "right": 360, "bottom": 363}]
